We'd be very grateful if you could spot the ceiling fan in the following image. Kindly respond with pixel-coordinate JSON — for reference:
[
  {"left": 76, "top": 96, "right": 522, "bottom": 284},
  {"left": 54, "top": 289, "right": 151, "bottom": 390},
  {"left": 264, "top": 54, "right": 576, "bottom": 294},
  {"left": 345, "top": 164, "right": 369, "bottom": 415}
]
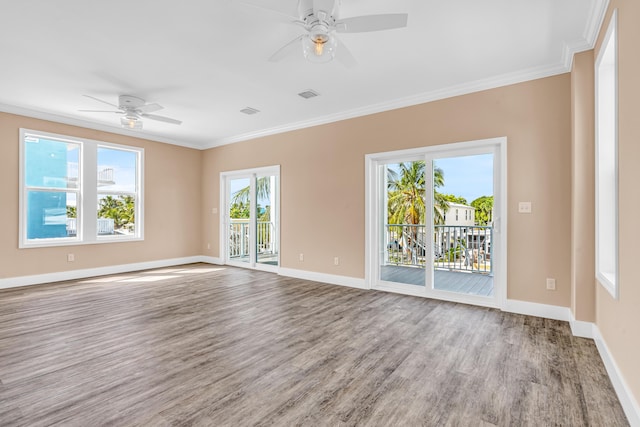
[
  {"left": 79, "top": 95, "right": 182, "bottom": 130},
  {"left": 263, "top": 0, "right": 408, "bottom": 66}
]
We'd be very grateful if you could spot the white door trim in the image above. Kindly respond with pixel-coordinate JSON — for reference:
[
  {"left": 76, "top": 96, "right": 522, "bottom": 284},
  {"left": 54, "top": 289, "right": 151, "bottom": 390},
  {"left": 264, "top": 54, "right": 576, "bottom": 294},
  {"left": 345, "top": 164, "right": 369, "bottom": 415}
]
[
  {"left": 220, "top": 165, "right": 280, "bottom": 273},
  {"left": 364, "top": 137, "right": 507, "bottom": 309}
]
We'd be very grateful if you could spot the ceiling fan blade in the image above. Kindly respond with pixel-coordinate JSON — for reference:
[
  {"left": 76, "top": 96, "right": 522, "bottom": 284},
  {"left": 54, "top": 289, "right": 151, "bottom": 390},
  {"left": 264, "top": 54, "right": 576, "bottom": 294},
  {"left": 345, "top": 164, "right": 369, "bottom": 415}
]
[
  {"left": 141, "top": 113, "right": 182, "bottom": 125},
  {"left": 268, "top": 34, "right": 306, "bottom": 62},
  {"left": 335, "top": 37, "right": 357, "bottom": 68},
  {"left": 138, "top": 103, "right": 163, "bottom": 113},
  {"left": 78, "top": 109, "right": 123, "bottom": 113},
  {"left": 83, "top": 94, "right": 120, "bottom": 109},
  {"left": 234, "top": 0, "right": 299, "bottom": 22},
  {"left": 313, "top": 0, "right": 336, "bottom": 15},
  {"left": 336, "top": 13, "right": 408, "bottom": 33}
]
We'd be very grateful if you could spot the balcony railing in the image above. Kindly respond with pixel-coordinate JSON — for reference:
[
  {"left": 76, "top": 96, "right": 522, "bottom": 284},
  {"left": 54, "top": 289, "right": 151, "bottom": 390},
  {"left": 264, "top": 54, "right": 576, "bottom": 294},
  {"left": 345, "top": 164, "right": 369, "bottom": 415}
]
[
  {"left": 386, "top": 224, "right": 492, "bottom": 274},
  {"left": 229, "top": 221, "right": 276, "bottom": 259},
  {"left": 67, "top": 218, "right": 115, "bottom": 236}
]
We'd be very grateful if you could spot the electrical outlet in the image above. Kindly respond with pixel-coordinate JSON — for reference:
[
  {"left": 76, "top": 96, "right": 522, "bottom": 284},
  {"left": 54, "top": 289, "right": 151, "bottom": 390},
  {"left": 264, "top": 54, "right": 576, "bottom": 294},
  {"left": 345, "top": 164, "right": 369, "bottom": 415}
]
[
  {"left": 518, "top": 202, "right": 532, "bottom": 214},
  {"left": 211, "top": 208, "right": 218, "bottom": 214},
  {"left": 67, "top": 253, "right": 75, "bottom": 262},
  {"left": 207, "top": 243, "right": 211, "bottom": 250},
  {"left": 299, "top": 253, "right": 304, "bottom": 262},
  {"left": 334, "top": 257, "right": 339, "bottom": 266},
  {"left": 546, "top": 278, "right": 556, "bottom": 290}
]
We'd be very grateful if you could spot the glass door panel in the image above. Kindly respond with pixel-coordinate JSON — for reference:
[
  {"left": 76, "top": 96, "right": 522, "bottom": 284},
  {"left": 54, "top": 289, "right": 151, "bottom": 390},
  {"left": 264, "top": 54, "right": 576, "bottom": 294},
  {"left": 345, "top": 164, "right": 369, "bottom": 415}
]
[
  {"left": 379, "top": 161, "right": 427, "bottom": 287},
  {"left": 223, "top": 166, "right": 280, "bottom": 271},
  {"left": 228, "top": 177, "right": 251, "bottom": 265},
  {"left": 256, "top": 174, "right": 278, "bottom": 266},
  {"left": 432, "top": 154, "right": 494, "bottom": 297}
]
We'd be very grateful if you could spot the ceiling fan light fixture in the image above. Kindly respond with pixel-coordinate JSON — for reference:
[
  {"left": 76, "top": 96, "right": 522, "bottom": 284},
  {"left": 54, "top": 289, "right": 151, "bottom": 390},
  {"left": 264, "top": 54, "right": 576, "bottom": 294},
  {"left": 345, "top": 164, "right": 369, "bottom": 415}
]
[
  {"left": 302, "top": 35, "right": 336, "bottom": 63},
  {"left": 121, "top": 116, "right": 142, "bottom": 130}
]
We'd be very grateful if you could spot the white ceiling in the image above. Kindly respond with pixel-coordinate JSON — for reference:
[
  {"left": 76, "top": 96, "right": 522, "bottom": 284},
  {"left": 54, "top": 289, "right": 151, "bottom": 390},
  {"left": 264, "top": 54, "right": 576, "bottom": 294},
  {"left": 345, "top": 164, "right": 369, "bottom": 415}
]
[{"left": 0, "top": 0, "right": 606, "bottom": 149}]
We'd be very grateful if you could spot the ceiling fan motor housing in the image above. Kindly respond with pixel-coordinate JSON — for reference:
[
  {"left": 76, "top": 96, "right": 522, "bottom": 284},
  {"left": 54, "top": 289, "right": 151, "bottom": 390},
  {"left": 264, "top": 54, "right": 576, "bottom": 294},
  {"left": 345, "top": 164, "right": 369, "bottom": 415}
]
[{"left": 119, "top": 95, "right": 146, "bottom": 109}]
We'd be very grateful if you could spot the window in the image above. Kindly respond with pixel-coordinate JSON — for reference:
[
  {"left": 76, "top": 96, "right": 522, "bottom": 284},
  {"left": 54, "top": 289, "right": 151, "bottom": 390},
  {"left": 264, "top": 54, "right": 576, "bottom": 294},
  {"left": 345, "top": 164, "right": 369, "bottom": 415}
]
[
  {"left": 595, "top": 10, "right": 618, "bottom": 298},
  {"left": 20, "top": 129, "right": 143, "bottom": 247}
]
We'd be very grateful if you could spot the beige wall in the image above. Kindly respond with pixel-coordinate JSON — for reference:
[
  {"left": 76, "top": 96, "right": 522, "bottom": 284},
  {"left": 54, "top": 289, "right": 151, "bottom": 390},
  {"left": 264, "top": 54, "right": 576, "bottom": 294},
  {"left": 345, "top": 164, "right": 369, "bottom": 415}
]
[
  {"left": 570, "top": 50, "right": 596, "bottom": 322},
  {"left": 202, "top": 74, "right": 573, "bottom": 307},
  {"left": 0, "top": 113, "right": 203, "bottom": 279},
  {"left": 593, "top": 0, "right": 640, "bottom": 407}
]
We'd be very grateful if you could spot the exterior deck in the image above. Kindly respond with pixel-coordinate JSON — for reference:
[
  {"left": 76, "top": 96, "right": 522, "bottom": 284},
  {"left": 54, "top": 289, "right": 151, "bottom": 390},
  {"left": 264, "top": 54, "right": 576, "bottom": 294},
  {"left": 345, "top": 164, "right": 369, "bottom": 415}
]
[{"left": 380, "top": 265, "right": 493, "bottom": 296}]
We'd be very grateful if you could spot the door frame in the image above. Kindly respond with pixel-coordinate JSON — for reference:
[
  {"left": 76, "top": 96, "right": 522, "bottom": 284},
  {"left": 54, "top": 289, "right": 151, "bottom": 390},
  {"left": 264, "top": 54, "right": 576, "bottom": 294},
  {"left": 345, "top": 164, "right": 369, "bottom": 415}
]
[
  {"left": 364, "top": 137, "right": 507, "bottom": 309},
  {"left": 220, "top": 165, "right": 280, "bottom": 273}
]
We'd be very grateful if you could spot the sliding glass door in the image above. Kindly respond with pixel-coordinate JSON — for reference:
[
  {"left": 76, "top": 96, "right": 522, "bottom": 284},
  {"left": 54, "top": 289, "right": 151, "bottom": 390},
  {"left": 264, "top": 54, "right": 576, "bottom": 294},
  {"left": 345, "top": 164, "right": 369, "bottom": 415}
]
[
  {"left": 222, "top": 166, "right": 279, "bottom": 272},
  {"left": 367, "top": 138, "right": 505, "bottom": 307}
]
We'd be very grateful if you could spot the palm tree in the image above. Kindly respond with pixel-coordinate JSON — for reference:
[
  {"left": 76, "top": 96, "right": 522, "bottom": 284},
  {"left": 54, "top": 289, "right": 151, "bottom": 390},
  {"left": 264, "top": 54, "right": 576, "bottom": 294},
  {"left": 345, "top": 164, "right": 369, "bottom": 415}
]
[
  {"left": 231, "top": 177, "right": 271, "bottom": 211},
  {"left": 387, "top": 161, "right": 449, "bottom": 225},
  {"left": 386, "top": 161, "right": 449, "bottom": 262}
]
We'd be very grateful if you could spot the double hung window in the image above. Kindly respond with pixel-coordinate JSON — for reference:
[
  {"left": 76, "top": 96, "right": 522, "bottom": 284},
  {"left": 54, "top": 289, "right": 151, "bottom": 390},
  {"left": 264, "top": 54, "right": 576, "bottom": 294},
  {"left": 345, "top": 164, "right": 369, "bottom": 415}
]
[{"left": 20, "top": 129, "right": 143, "bottom": 247}]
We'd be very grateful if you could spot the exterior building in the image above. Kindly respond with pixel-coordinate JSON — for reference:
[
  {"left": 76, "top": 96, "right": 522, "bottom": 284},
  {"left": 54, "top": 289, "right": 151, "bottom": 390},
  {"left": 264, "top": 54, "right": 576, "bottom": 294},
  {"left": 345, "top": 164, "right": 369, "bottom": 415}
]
[{"left": 442, "top": 202, "right": 475, "bottom": 226}]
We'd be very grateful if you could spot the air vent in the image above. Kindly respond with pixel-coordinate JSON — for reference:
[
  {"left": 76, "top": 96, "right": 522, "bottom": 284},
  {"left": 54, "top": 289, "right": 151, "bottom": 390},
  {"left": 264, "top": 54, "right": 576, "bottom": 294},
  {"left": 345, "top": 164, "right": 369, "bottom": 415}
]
[
  {"left": 298, "top": 89, "right": 320, "bottom": 99},
  {"left": 240, "top": 107, "right": 260, "bottom": 115}
]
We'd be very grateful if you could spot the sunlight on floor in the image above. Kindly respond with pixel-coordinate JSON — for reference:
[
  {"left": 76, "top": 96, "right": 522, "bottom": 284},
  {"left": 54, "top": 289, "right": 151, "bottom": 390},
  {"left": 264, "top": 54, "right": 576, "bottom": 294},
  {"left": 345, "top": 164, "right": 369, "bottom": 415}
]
[{"left": 78, "top": 266, "right": 227, "bottom": 284}]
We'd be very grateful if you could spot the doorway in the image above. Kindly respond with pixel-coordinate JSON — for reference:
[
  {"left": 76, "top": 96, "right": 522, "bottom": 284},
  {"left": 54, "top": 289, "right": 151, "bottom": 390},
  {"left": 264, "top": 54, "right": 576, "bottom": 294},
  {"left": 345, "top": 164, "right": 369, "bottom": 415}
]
[
  {"left": 365, "top": 138, "right": 506, "bottom": 308},
  {"left": 221, "top": 166, "right": 280, "bottom": 272}
]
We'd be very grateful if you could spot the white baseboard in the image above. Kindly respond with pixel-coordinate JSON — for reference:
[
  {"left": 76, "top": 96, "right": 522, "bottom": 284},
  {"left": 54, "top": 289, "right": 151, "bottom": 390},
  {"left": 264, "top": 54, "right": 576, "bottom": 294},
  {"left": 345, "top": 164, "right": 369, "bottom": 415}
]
[
  {"left": 0, "top": 256, "right": 212, "bottom": 289},
  {"left": 199, "top": 256, "right": 223, "bottom": 265},
  {"left": 593, "top": 325, "right": 640, "bottom": 426},
  {"left": 278, "top": 267, "right": 367, "bottom": 290},
  {"left": 569, "top": 317, "right": 595, "bottom": 339},
  {"left": 502, "top": 299, "right": 572, "bottom": 321}
]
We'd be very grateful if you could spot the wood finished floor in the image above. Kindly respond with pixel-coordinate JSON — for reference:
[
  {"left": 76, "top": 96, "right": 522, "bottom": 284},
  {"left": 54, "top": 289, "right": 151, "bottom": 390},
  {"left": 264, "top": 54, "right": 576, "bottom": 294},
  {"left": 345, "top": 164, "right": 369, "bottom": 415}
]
[{"left": 0, "top": 264, "right": 628, "bottom": 426}]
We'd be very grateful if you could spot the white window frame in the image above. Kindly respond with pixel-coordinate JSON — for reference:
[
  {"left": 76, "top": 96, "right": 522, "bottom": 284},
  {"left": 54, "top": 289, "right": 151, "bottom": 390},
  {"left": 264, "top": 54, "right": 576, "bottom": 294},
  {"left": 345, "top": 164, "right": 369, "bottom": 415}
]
[
  {"left": 595, "top": 10, "right": 618, "bottom": 299},
  {"left": 19, "top": 129, "right": 144, "bottom": 248}
]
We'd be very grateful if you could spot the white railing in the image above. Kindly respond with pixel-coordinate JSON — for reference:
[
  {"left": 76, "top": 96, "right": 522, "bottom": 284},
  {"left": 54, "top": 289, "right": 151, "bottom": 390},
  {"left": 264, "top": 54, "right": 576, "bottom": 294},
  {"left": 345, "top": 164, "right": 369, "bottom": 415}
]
[
  {"left": 228, "top": 221, "right": 275, "bottom": 259},
  {"left": 386, "top": 224, "right": 492, "bottom": 274},
  {"left": 67, "top": 218, "right": 115, "bottom": 236},
  {"left": 98, "top": 168, "right": 114, "bottom": 183}
]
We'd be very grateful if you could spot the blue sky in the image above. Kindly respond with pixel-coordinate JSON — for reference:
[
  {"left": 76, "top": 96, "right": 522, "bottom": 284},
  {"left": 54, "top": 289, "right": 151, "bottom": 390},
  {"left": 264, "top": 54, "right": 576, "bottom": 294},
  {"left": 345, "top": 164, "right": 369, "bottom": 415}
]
[{"left": 434, "top": 154, "right": 493, "bottom": 204}]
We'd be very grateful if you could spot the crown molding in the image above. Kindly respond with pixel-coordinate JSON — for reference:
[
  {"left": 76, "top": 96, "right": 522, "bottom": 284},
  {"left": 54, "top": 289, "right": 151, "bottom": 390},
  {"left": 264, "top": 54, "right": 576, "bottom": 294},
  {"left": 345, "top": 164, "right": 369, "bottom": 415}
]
[
  {"left": 0, "top": 103, "right": 203, "bottom": 150},
  {"left": 1, "top": 1, "right": 610, "bottom": 152},
  {"left": 203, "top": 61, "right": 569, "bottom": 149},
  {"left": 584, "top": 0, "right": 610, "bottom": 47}
]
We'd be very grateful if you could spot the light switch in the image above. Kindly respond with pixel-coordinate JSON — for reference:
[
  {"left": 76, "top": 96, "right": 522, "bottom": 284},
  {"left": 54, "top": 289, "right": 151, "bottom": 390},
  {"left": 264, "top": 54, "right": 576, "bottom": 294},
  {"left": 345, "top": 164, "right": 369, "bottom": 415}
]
[{"left": 518, "top": 202, "right": 532, "bottom": 214}]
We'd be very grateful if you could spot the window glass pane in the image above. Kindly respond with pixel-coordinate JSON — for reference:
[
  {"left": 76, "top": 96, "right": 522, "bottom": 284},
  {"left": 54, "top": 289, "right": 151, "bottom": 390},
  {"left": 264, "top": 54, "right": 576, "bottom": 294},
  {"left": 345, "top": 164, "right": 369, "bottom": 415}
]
[
  {"left": 97, "top": 147, "right": 137, "bottom": 192},
  {"left": 26, "top": 191, "right": 77, "bottom": 240},
  {"left": 97, "top": 194, "right": 135, "bottom": 236},
  {"left": 25, "top": 137, "right": 79, "bottom": 189}
]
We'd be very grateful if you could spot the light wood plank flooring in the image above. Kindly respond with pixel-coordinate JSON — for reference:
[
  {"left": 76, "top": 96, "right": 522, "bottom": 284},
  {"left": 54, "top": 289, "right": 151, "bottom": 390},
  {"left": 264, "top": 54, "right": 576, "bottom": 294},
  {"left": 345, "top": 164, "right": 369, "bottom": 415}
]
[{"left": 0, "top": 264, "right": 628, "bottom": 426}]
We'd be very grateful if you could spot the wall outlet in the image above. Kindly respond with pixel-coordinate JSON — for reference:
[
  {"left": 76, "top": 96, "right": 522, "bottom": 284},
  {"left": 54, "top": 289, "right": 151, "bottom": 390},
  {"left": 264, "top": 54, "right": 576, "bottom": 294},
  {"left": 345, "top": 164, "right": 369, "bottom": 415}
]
[
  {"left": 546, "top": 278, "right": 556, "bottom": 290},
  {"left": 299, "top": 253, "right": 304, "bottom": 262},
  {"left": 211, "top": 208, "right": 218, "bottom": 214},
  {"left": 518, "top": 202, "right": 532, "bottom": 214},
  {"left": 67, "top": 253, "right": 75, "bottom": 262},
  {"left": 334, "top": 257, "right": 339, "bottom": 266},
  {"left": 207, "top": 243, "right": 211, "bottom": 250}
]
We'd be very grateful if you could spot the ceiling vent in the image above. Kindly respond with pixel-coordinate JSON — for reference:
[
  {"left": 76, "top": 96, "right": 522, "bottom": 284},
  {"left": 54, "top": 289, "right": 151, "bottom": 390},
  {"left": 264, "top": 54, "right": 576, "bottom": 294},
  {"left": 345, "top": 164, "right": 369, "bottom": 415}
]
[
  {"left": 240, "top": 107, "right": 260, "bottom": 115},
  {"left": 298, "top": 89, "right": 320, "bottom": 99}
]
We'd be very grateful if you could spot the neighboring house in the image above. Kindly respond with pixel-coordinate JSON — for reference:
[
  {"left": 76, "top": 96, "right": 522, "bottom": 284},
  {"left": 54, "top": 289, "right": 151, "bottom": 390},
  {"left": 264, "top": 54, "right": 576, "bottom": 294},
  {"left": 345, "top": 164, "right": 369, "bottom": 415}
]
[{"left": 441, "top": 202, "right": 475, "bottom": 226}]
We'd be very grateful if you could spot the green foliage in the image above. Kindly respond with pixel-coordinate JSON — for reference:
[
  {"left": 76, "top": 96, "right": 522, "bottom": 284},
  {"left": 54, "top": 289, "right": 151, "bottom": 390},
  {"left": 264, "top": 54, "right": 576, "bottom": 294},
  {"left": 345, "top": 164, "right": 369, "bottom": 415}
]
[
  {"left": 229, "top": 201, "right": 250, "bottom": 219},
  {"left": 98, "top": 195, "right": 135, "bottom": 230},
  {"left": 471, "top": 195, "right": 494, "bottom": 225},
  {"left": 66, "top": 205, "right": 76, "bottom": 219},
  {"left": 230, "top": 177, "right": 271, "bottom": 220},
  {"left": 387, "top": 161, "right": 450, "bottom": 225},
  {"left": 441, "top": 194, "right": 468, "bottom": 205}
]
